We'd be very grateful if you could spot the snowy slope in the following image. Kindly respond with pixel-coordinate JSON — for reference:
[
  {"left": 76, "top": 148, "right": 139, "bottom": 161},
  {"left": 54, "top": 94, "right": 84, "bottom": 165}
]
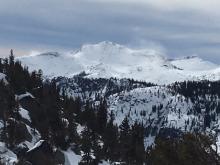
[
  {"left": 107, "top": 86, "right": 199, "bottom": 137},
  {"left": 62, "top": 149, "right": 81, "bottom": 165},
  {"left": 0, "top": 73, "right": 8, "bottom": 84},
  {"left": 108, "top": 86, "right": 194, "bottom": 129},
  {"left": 170, "top": 56, "right": 218, "bottom": 71},
  {"left": 56, "top": 76, "right": 204, "bottom": 148},
  {"left": 106, "top": 85, "right": 220, "bottom": 148},
  {"left": 18, "top": 41, "right": 220, "bottom": 85}
]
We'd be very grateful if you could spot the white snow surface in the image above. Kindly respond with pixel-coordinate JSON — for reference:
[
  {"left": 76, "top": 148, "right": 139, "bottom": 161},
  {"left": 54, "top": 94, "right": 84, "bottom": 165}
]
[
  {"left": 107, "top": 86, "right": 199, "bottom": 148},
  {"left": 77, "top": 124, "right": 85, "bottom": 135},
  {"left": 62, "top": 149, "right": 81, "bottom": 165},
  {"left": 0, "top": 142, "right": 17, "bottom": 165},
  {"left": 27, "top": 140, "right": 45, "bottom": 153},
  {"left": 170, "top": 56, "right": 218, "bottom": 71},
  {"left": 0, "top": 73, "right": 8, "bottom": 84},
  {"left": 16, "top": 92, "right": 35, "bottom": 101},
  {"left": 19, "top": 107, "right": 31, "bottom": 122},
  {"left": 18, "top": 41, "right": 220, "bottom": 84},
  {"left": 108, "top": 86, "right": 194, "bottom": 129}
]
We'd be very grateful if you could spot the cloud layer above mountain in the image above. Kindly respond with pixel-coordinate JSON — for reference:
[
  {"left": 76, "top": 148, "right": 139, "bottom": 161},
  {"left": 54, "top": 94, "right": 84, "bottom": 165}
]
[{"left": 0, "top": 0, "right": 220, "bottom": 62}]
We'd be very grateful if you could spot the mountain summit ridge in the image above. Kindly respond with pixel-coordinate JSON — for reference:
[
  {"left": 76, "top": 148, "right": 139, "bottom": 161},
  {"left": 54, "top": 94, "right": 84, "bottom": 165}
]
[{"left": 18, "top": 42, "right": 220, "bottom": 84}]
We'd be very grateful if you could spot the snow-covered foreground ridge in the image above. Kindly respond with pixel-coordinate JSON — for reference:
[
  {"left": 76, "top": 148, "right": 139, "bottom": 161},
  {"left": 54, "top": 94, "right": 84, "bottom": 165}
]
[{"left": 18, "top": 41, "right": 220, "bottom": 84}]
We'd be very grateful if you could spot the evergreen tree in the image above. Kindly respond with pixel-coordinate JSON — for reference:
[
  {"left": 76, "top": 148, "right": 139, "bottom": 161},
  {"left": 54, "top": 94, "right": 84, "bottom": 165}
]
[
  {"left": 9, "top": 49, "right": 15, "bottom": 67},
  {"left": 130, "top": 121, "right": 146, "bottom": 164},
  {"left": 0, "top": 58, "right": 3, "bottom": 73},
  {"left": 80, "top": 126, "right": 95, "bottom": 165},
  {"left": 119, "top": 116, "right": 132, "bottom": 163},
  {"left": 81, "top": 100, "right": 96, "bottom": 130},
  {"left": 103, "top": 111, "right": 119, "bottom": 161},
  {"left": 96, "top": 99, "right": 108, "bottom": 134}
]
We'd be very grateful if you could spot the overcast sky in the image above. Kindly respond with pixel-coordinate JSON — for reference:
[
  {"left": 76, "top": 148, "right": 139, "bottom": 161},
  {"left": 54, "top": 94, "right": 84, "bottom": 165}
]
[{"left": 0, "top": 0, "right": 220, "bottom": 62}]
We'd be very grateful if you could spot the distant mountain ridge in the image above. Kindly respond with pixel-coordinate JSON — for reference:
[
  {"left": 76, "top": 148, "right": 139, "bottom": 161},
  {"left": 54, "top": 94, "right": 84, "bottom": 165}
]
[{"left": 18, "top": 41, "right": 220, "bottom": 84}]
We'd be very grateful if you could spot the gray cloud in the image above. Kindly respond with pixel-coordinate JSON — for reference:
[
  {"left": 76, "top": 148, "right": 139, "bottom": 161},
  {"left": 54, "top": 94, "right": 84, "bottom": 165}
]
[{"left": 0, "top": 0, "right": 220, "bottom": 63}]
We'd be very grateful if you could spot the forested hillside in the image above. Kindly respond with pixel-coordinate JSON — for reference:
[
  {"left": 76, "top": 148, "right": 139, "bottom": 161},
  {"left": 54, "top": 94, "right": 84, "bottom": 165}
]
[{"left": 0, "top": 52, "right": 220, "bottom": 164}]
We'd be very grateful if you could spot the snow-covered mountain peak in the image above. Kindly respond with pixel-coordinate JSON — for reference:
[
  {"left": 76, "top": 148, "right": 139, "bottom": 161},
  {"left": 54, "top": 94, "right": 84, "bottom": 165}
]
[
  {"left": 17, "top": 41, "right": 220, "bottom": 84},
  {"left": 83, "top": 41, "right": 123, "bottom": 49},
  {"left": 76, "top": 41, "right": 166, "bottom": 64},
  {"left": 78, "top": 41, "right": 124, "bottom": 56}
]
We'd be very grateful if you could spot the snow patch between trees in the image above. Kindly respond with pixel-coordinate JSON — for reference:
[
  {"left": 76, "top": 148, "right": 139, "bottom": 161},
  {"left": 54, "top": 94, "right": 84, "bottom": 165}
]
[
  {"left": 16, "top": 92, "right": 35, "bottom": 101},
  {"left": 62, "top": 149, "right": 81, "bottom": 165},
  {"left": 19, "top": 107, "right": 31, "bottom": 122}
]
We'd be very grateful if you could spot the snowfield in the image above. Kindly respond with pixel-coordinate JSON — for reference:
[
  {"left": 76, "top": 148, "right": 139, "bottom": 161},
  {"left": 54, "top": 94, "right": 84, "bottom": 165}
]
[
  {"left": 18, "top": 41, "right": 220, "bottom": 85},
  {"left": 108, "top": 86, "right": 198, "bottom": 148}
]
